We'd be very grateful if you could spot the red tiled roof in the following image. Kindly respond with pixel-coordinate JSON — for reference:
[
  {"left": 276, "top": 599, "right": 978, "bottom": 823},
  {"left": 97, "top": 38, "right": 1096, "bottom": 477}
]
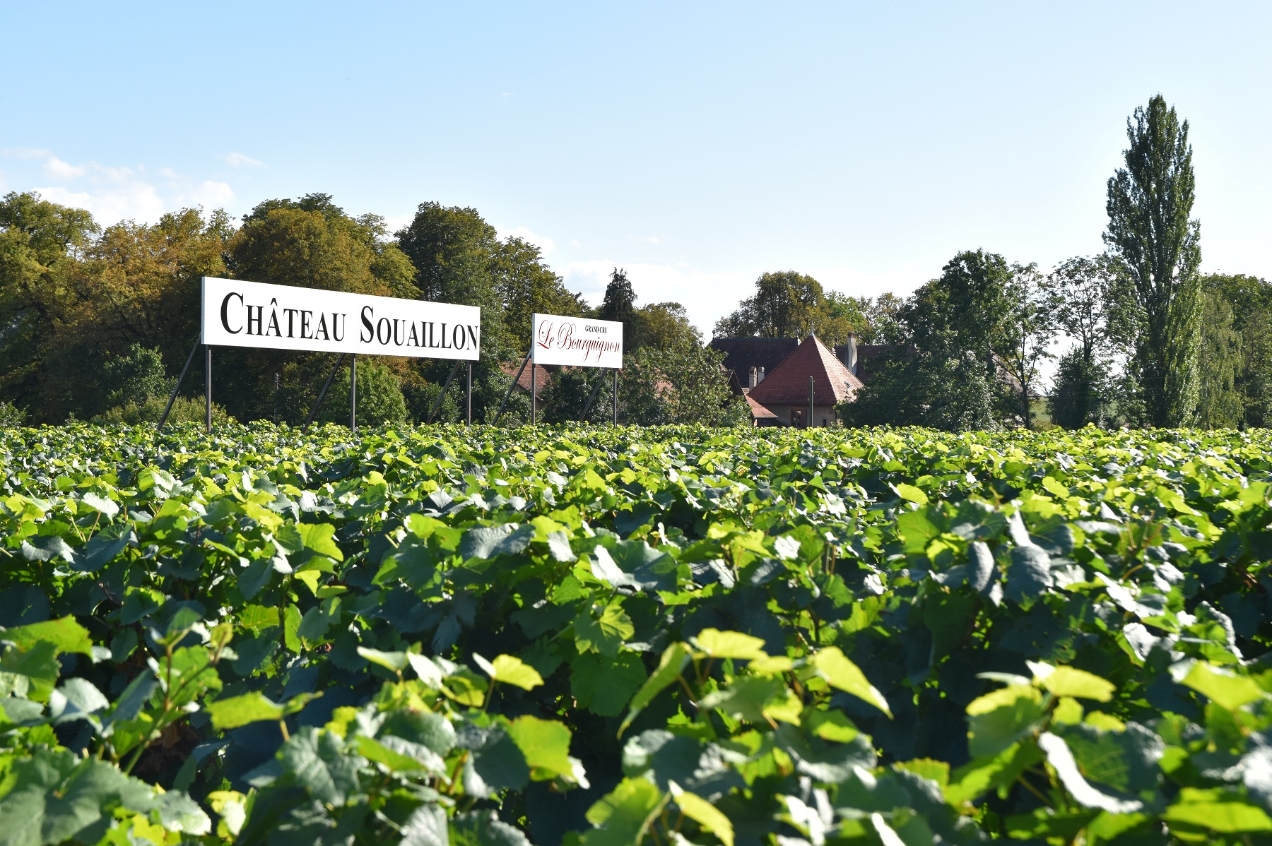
[
  {"left": 747, "top": 335, "right": 864, "bottom": 406},
  {"left": 745, "top": 394, "right": 778, "bottom": 419},
  {"left": 501, "top": 360, "right": 552, "bottom": 394}
]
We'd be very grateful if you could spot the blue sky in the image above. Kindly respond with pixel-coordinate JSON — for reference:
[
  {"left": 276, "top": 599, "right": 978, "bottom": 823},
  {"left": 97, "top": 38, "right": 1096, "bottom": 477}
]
[{"left": 3, "top": 2, "right": 1270, "bottom": 338}]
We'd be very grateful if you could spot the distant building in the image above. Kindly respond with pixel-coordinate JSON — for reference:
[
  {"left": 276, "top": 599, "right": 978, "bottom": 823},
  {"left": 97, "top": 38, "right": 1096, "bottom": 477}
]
[
  {"left": 712, "top": 333, "right": 884, "bottom": 426},
  {"left": 744, "top": 334, "right": 863, "bottom": 427}
]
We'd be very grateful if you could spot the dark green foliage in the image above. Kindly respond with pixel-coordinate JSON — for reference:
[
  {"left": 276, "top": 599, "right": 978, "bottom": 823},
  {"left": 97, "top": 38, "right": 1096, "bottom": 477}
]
[
  {"left": 318, "top": 360, "right": 409, "bottom": 426},
  {"left": 599, "top": 268, "right": 640, "bottom": 348},
  {"left": 1200, "top": 273, "right": 1272, "bottom": 427},
  {"left": 838, "top": 344, "right": 999, "bottom": 431},
  {"left": 619, "top": 346, "right": 749, "bottom": 426},
  {"left": 713, "top": 271, "right": 864, "bottom": 346},
  {"left": 101, "top": 344, "right": 171, "bottom": 410},
  {"left": 1105, "top": 95, "right": 1203, "bottom": 426},
  {"left": 1195, "top": 288, "right": 1244, "bottom": 429},
  {"left": 1048, "top": 348, "right": 1113, "bottom": 429}
]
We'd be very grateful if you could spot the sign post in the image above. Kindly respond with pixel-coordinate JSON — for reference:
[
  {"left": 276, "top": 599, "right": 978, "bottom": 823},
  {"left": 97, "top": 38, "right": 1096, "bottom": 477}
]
[
  {"left": 531, "top": 313, "right": 623, "bottom": 425},
  {"left": 200, "top": 277, "right": 480, "bottom": 430},
  {"left": 205, "top": 346, "right": 212, "bottom": 433}
]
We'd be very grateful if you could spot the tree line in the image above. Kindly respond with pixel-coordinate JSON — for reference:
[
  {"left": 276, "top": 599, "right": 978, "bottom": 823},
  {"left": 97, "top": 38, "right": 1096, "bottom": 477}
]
[
  {"left": 1, "top": 95, "right": 1266, "bottom": 431},
  {"left": 0, "top": 194, "right": 742, "bottom": 427},
  {"left": 713, "top": 94, "right": 1272, "bottom": 431}
]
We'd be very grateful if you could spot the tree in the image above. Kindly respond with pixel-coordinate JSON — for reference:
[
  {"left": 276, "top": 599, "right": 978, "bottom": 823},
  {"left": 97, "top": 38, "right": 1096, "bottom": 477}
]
[
  {"left": 619, "top": 345, "right": 747, "bottom": 426},
  {"left": 997, "top": 264, "right": 1054, "bottom": 428},
  {"left": 904, "top": 250, "right": 1014, "bottom": 380},
  {"left": 319, "top": 360, "right": 409, "bottom": 427},
  {"left": 1048, "top": 348, "right": 1113, "bottom": 429},
  {"left": 1194, "top": 288, "right": 1243, "bottom": 428},
  {"left": 854, "top": 293, "right": 907, "bottom": 345},
  {"left": 540, "top": 366, "right": 615, "bottom": 424},
  {"left": 635, "top": 302, "right": 701, "bottom": 352},
  {"left": 838, "top": 341, "right": 999, "bottom": 432},
  {"left": 1041, "top": 256, "right": 1128, "bottom": 430},
  {"left": 713, "top": 271, "right": 826, "bottom": 340},
  {"left": 209, "top": 197, "right": 418, "bottom": 423},
  {"left": 841, "top": 249, "right": 1028, "bottom": 430},
  {"left": 598, "top": 268, "right": 639, "bottom": 347},
  {"left": 1044, "top": 256, "right": 1118, "bottom": 363},
  {"left": 397, "top": 202, "right": 563, "bottom": 424},
  {"left": 1200, "top": 273, "right": 1272, "bottom": 427},
  {"left": 7, "top": 204, "right": 231, "bottom": 422},
  {"left": 814, "top": 291, "right": 868, "bottom": 346},
  {"left": 0, "top": 192, "right": 98, "bottom": 419},
  {"left": 101, "top": 344, "right": 171, "bottom": 410},
  {"left": 492, "top": 237, "right": 585, "bottom": 351},
  {"left": 1104, "top": 95, "right": 1203, "bottom": 427}
]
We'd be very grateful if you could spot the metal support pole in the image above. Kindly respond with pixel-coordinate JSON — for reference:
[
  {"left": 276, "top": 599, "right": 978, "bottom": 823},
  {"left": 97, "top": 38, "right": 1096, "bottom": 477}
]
[
  {"left": 531, "top": 362, "right": 537, "bottom": 425},
  {"left": 350, "top": 354, "right": 357, "bottom": 433},
  {"left": 156, "top": 335, "right": 201, "bottom": 433},
  {"left": 205, "top": 346, "right": 212, "bottom": 433},
  {"left": 273, "top": 372, "right": 280, "bottom": 424},
  {"left": 428, "top": 360, "right": 463, "bottom": 424},
  {"left": 466, "top": 362, "right": 472, "bottom": 424},
  {"left": 304, "top": 354, "right": 347, "bottom": 431},
  {"left": 494, "top": 352, "right": 530, "bottom": 425},
  {"left": 808, "top": 376, "right": 815, "bottom": 429},
  {"left": 612, "top": 369, "right": 618, "bottom": 425}
]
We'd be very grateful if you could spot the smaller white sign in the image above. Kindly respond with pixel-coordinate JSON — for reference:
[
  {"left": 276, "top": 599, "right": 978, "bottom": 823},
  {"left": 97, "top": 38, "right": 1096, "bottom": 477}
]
[{"left": 532, "top": 314, "right": 623, "bottom": 368}]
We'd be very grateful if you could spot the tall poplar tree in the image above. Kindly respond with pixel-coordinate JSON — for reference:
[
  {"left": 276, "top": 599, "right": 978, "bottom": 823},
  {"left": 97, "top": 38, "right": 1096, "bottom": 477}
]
[{"left": 1104, "top": 95, "right": 1202, "bottom": 427}]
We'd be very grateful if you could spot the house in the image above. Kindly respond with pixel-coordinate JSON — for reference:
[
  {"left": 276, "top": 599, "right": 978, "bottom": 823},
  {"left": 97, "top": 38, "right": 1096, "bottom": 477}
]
[
  {"left": 745, "top": 334, "right": 863, "bottom": 427},
  {"left": 708, "top": 337, "right": 799, "bottom": 425}
]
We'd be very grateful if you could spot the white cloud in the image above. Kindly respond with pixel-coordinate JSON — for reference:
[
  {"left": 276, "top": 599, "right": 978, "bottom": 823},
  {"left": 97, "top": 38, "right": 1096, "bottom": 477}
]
[
  {"left": 44, "top": 157, "right": 87, "bottom": 179},
  {"left": 35, "top": 170, "right": 168, "bottom": 225},
  {"left": 498, "top": 225, "right": 556, "bottom": 256},
  {"left": 178, "top": 180, "right": 235, "bottom": 209},
  {"left": 11, "top": 149, "right": 238, "bottom": 225},
  {"left": 224, "top": 152, "right": 263, "bottom": 167}
]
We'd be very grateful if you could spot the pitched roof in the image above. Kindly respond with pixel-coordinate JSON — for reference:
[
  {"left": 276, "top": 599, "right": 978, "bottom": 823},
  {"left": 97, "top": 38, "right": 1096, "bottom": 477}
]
[
  {"left": 747, "top": 335, "right": 864, "bottom": 406},
  {"left": 708, "top": 337, "right": 799, "bottom": 382},
  {"left": 745, "top": 394, "right": 779, "bottom": 420}
]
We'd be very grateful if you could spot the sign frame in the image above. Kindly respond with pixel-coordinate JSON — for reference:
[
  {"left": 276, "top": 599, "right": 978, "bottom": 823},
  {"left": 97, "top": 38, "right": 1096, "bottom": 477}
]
[
  {"left": 159, "top": 277, "right": 483, "bottom": 434},
  {"left": 525, "top": 313, "right": 624, "bottom": 425},
  {"left": 201, "top": 276, "right": 480, "bottom": 361}
]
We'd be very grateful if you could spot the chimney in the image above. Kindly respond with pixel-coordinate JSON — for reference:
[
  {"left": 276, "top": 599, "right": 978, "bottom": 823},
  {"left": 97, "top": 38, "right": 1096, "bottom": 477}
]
[
  {"left": 758, "top": 366, "right": 766, "bottom": 384},
  {"left": 843, "top": 332, "right": 859, "bottom": 375},
  {"left": 749, "top": 366, "right": 758, "bottom": 389}
]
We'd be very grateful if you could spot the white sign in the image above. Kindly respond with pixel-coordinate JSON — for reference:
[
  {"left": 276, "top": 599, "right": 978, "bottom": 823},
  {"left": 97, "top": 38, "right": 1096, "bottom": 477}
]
[
  {"left": 532, "top": 313, "right": 623, "bottom": 368},
  {"left": 202, "top": 277, "right": 480, "bottom": 360}
]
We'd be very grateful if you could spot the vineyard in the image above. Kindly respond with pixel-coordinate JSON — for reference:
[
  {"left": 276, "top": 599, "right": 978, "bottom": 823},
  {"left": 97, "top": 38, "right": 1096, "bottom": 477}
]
[{"left": 1, "top": 423, "right": 1270, "bottom": 846}]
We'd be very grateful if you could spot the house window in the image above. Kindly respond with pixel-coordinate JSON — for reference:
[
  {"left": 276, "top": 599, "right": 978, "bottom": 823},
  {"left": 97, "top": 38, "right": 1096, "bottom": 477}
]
[
  {"left": 790, "top": 409, "right": 805, "bottom": 428},
  {"left": 822, "top": 418, "right": 827, "bottom": 427}
]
